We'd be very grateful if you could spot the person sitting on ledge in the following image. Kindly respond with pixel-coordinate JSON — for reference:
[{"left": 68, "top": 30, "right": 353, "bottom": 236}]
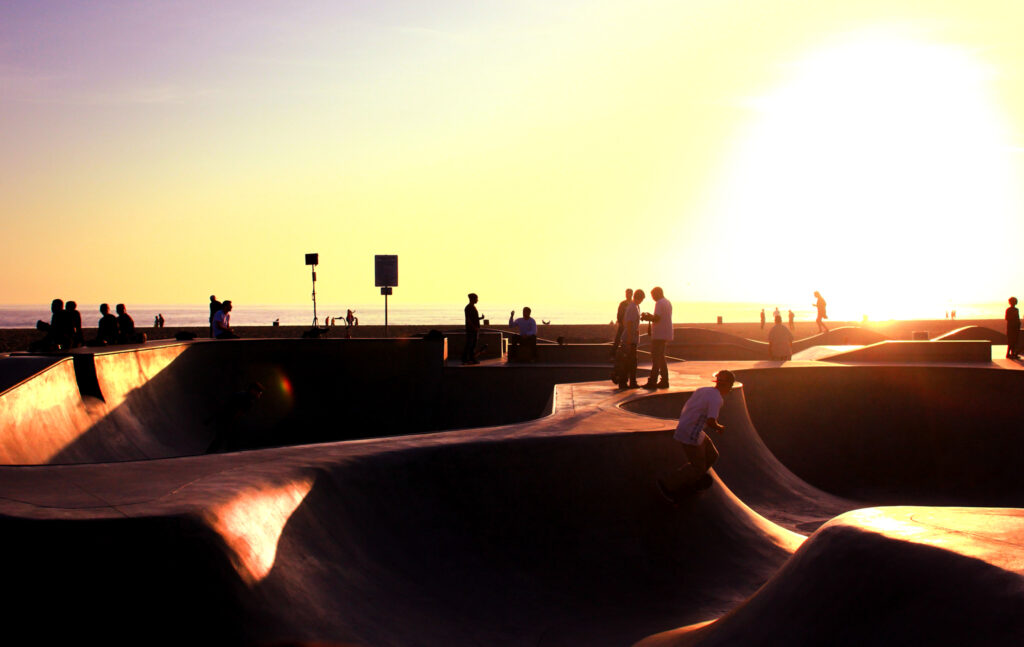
[
  {"left": 512, "top": 306, "right": 539, "bottom": 363},
  {"left": 29, "top": 298, "right": 73, "bottom": 352},
  {"left": 66, "top": 301, "right": 84, "bottom": 348},
  {"left": 95, "top": 303, "right": 119, "bottom": 345},
  {"left": 213, "top": 300, "right": 239, "bottom": 339},
  {"left": 116, "top": 304, "right": 147, "bottom": 344}
]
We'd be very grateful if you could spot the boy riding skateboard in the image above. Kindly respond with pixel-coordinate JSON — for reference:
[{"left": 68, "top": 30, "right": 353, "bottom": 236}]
[{"left": 657, "top": 369, "right": 735, "bottom": 503}]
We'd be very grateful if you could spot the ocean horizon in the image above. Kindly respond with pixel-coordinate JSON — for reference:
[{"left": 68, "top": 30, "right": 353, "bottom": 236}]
[{"left": 0, "top": 301, "right": 1006, "bottom": 329}]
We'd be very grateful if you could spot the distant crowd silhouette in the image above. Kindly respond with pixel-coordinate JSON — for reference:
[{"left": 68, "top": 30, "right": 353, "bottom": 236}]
[{"left": 30, "top": 298, "right": 147, "bottom": 351}]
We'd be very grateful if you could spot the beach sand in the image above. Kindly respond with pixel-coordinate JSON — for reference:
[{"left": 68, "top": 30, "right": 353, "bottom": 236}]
[{"left": 0, "top": 318, "right": 1004, "bottom": 354}]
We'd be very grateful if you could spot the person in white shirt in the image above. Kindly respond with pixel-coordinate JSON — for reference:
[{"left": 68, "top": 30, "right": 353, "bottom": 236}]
[
  {"left": 617, "top": 289, "right": 644, "bottom": 389},
  {"left": 642, "top": 286, "right": 673, "bottom": 389},
  {"left": 768, "top": 313, "right": 793, "bottom": 360},
  {"left": 512, "top": 307, "right": 538, "bottom": 362},
  {"left": 213, "top": 301, "right": 238, "bottom": 339},
  {"left": 658, "top": 370, "right": 735, "bottom": 502}
]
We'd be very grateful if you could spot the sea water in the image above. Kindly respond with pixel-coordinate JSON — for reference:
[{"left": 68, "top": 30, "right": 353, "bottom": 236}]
[{"left": 0, "top": 301, "right": 1004, "bottom": 329}]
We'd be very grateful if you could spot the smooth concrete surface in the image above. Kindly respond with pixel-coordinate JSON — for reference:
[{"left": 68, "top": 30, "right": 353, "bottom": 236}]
[
  {"left": 814, "top": 339, "right": 993, "bottom": 363},
  {"left": 0, "top": 343, "right": 1023, "bottom": 645}
]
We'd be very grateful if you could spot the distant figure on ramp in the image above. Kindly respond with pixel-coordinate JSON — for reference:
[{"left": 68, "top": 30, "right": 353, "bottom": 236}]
[
  {"left": 657, "top": 370, "right": 735, "bottom": 504},
  {"left": 1006, "top": 297, "right": 1020, "bottom": 360},
  {"left": 814, "top": 291, "right": 829, "bottom": 333}
]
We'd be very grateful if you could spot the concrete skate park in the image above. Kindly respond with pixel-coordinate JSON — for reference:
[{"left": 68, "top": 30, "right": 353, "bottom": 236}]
[{"left": 1, "top": 327, "right": 1023, "bottom": 646}]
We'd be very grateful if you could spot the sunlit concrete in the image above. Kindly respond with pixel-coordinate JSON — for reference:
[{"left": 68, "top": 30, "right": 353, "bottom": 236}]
[{"left": 0, "top": 340, "right": 1022, "bottom": 645}]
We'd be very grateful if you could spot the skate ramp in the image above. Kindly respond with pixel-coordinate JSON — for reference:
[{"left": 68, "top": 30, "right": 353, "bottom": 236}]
[
  {"left": 735, "top": 365, "right": 1024, "bottom": 506},
  {"left": 621, "top": 387, "right": 857, "bottom": 533},
  {"left": 0, "top": 431, "right": 803, "bottom": 646},
  {"left": 2, "top": 348, "right": 1024, "bottom": 644},
  {"left": 637, "top": 507, "right": 1024, "bottom": 647},
  {"left": 0, "top": 340, "right": 613, "bottom": 465}
]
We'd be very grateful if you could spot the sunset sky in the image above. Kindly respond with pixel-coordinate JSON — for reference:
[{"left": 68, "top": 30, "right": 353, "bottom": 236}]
[{"left": 3, "top": 1, "right": 1024, "bottom": 320}]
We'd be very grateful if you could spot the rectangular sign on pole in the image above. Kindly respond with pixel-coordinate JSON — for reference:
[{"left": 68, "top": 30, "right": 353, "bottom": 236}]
[{"left": 375, "top": 255, "right": 398, "bottom": 287}]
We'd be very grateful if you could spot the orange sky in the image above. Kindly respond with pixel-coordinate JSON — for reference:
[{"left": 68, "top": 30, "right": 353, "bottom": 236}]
[{"left": 3, "top": 1, "right": 1024, "bottom": 320}]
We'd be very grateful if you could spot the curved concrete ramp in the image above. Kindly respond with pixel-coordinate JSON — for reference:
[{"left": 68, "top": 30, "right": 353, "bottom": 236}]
[
  {"left": 3, "top": 347, "right": 1024, "bottom": 644},
  {"left": 636, "top": 507, "right": 1024, "bottom": 647},
  {"left": 0, "top": 432, "right": 802, "bottom": 645},
  {"left": 934, "top": 324, "right": 1007, "bottom": 343},
  {"left": 790, "top": 326, "right": 888, "bottom": 352},
  {"left": 0, "top": 340, "right": 613, "bottom": 465}
]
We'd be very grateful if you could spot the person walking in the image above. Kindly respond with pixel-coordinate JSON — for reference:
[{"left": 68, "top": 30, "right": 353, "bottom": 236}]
[
  {"left": 462, "top": 293, "right": 483, "bottom": 365},
  {"left": 657, "top": 370, "right": 735, "bottom": 502},
  {"left": 788, "top": 309, "right": 795, "bottom": 330},
  {"left": 760, "top": 308, "right": 766, "bottom": 330},
  {"left": 643, "top": 286, "right": 673, "bottom": 389},
  {"left": 814, "top": 291, "right": 829, "bottom": 333}
]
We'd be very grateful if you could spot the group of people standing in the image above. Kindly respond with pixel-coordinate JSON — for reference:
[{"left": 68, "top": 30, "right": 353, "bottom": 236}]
[
  {"left": 611, "top": 286, "right": 673, "bottom": 390},
  {"left": 30, "top": 299, "right": 145, "bottom": 351}
]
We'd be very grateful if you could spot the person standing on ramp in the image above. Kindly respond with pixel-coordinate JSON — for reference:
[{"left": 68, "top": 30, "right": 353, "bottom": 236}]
[{"left": 658, "top": 369, "right": 735, "bottom": 503}]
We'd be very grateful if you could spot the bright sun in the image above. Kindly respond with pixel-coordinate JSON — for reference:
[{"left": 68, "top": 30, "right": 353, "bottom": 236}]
[{"left": 703, "top": 30, "right": 1022, "bottom": 320}]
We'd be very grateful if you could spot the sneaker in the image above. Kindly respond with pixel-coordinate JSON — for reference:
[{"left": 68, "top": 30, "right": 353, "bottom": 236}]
[
  {"left": 656, "top": 381, "right": 670, "bottom": 389},
  {"left": 627, "top": 382, "right": 640, "bottom": 389},
  {"left": 642, "top": 381, "right": 658, "bottom": 390}
]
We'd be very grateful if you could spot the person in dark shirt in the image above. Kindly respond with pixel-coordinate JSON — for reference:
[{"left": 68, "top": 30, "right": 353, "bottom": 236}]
[
  {"left": 116, "top": 303, "right": 145, "bottom": 344},
  {"left": 611, "top": 288, "right": 633, "bottom": 359},
  {"left": 29, "top": 298, "right": 73, "bottom": 352},
  {"left": 462, "top": 293, "right": 483, "bottom": 365},
  {"left": 97, "top": 303, "right": 119, "bottom": 345},
  {"left": 209, "top": 295, "right": 222, "bottom": 338},
  {"left": 65, "top": 301, "right": 84, "bottom": 348},
  {"left": 1006, "top": 297, "right": 1020, "bottom": 360}
]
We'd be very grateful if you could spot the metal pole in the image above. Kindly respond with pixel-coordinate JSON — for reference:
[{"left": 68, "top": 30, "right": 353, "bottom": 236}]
[
  {"left": 311, "top": 266, "right": 318, "bottom": 327},
  {"left": 384, "top": 291, "right": 389, "bottom": 337}
]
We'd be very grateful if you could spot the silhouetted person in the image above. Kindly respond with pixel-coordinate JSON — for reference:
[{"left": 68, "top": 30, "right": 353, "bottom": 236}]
[
  {"left": 951, "top": 309, "right": 957, "bottom": 320},
  {"left": 788, "top": 309, "right": 795, "bottom": 330},
  {"left": 346, "top": 309, "right": 358, "bottom": 326},
  {"left": 209, "top": 295, "right": 221, "bottom": 338},
  {"left": 772, "top": 306, "right": 780, "bottom": 321},
  {"left": 96, "top": 303, "right": 118, "bottom": 345},
  {"left": 154, "top": 315, "right": 160, "bottom": 328},
  {"left": 643, "top": 286, "right": 672, "bottom": 389},
  {"left": 657, "top": 370, "right": 735, "bottom": 503},
  {"left": 618, "top": 289, "right": 644, "bottom": 389},
  {"left": 760, "top": 308, "right": 766, "bottom": 329},
  {"left": 769, "top": 313, "right": 793, "bottom": 361},
  {"left": 611, "top": 288, "right": 634, "bottom": 359},
  {"left": 159, "top": 313, "right": 165, "bottom": 328},
  {"left": 65, "top": 301, "right": 84, "bottom": 348},
  {"left": 814, "top": 291, "right": 829, "bottom": 333},
  {"left": 30, "top": 298, "right": 73, "bottom": 352},
  {"left": 512, "top": 307, "right": 538, "bottom": 363},
  {"left": 116, "top": 304, "right": 145, "bottom": 344},
  {"left": 509, "top": 310, "right": 515, "bottom": 326},
  {"left": 207, "top": 382, "right": 264, "bottom": 453},
  {"left": 462, "top": 293, "right": 483, "bottom": 365},
  {"left": 1006, "top": 297, "right": 1020, "bottom": 360},
  {"left": 213, "top": 300, "right": 239, "bottom": 339}
]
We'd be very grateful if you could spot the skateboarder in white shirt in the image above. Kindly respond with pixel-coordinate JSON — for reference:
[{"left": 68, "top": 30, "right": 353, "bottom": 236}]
[{"left": 658, "top": 369, "right": 735, "bottom": 502}]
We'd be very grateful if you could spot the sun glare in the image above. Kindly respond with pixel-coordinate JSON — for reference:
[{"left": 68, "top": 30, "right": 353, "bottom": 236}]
[{"left": 702, "top": 31, "right": 1022, "bottom": 320}]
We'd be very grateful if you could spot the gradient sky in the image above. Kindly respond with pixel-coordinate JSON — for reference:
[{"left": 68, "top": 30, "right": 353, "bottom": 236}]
[{"left": 3, "top": 1, "right": 1024, "bottom": 319}]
